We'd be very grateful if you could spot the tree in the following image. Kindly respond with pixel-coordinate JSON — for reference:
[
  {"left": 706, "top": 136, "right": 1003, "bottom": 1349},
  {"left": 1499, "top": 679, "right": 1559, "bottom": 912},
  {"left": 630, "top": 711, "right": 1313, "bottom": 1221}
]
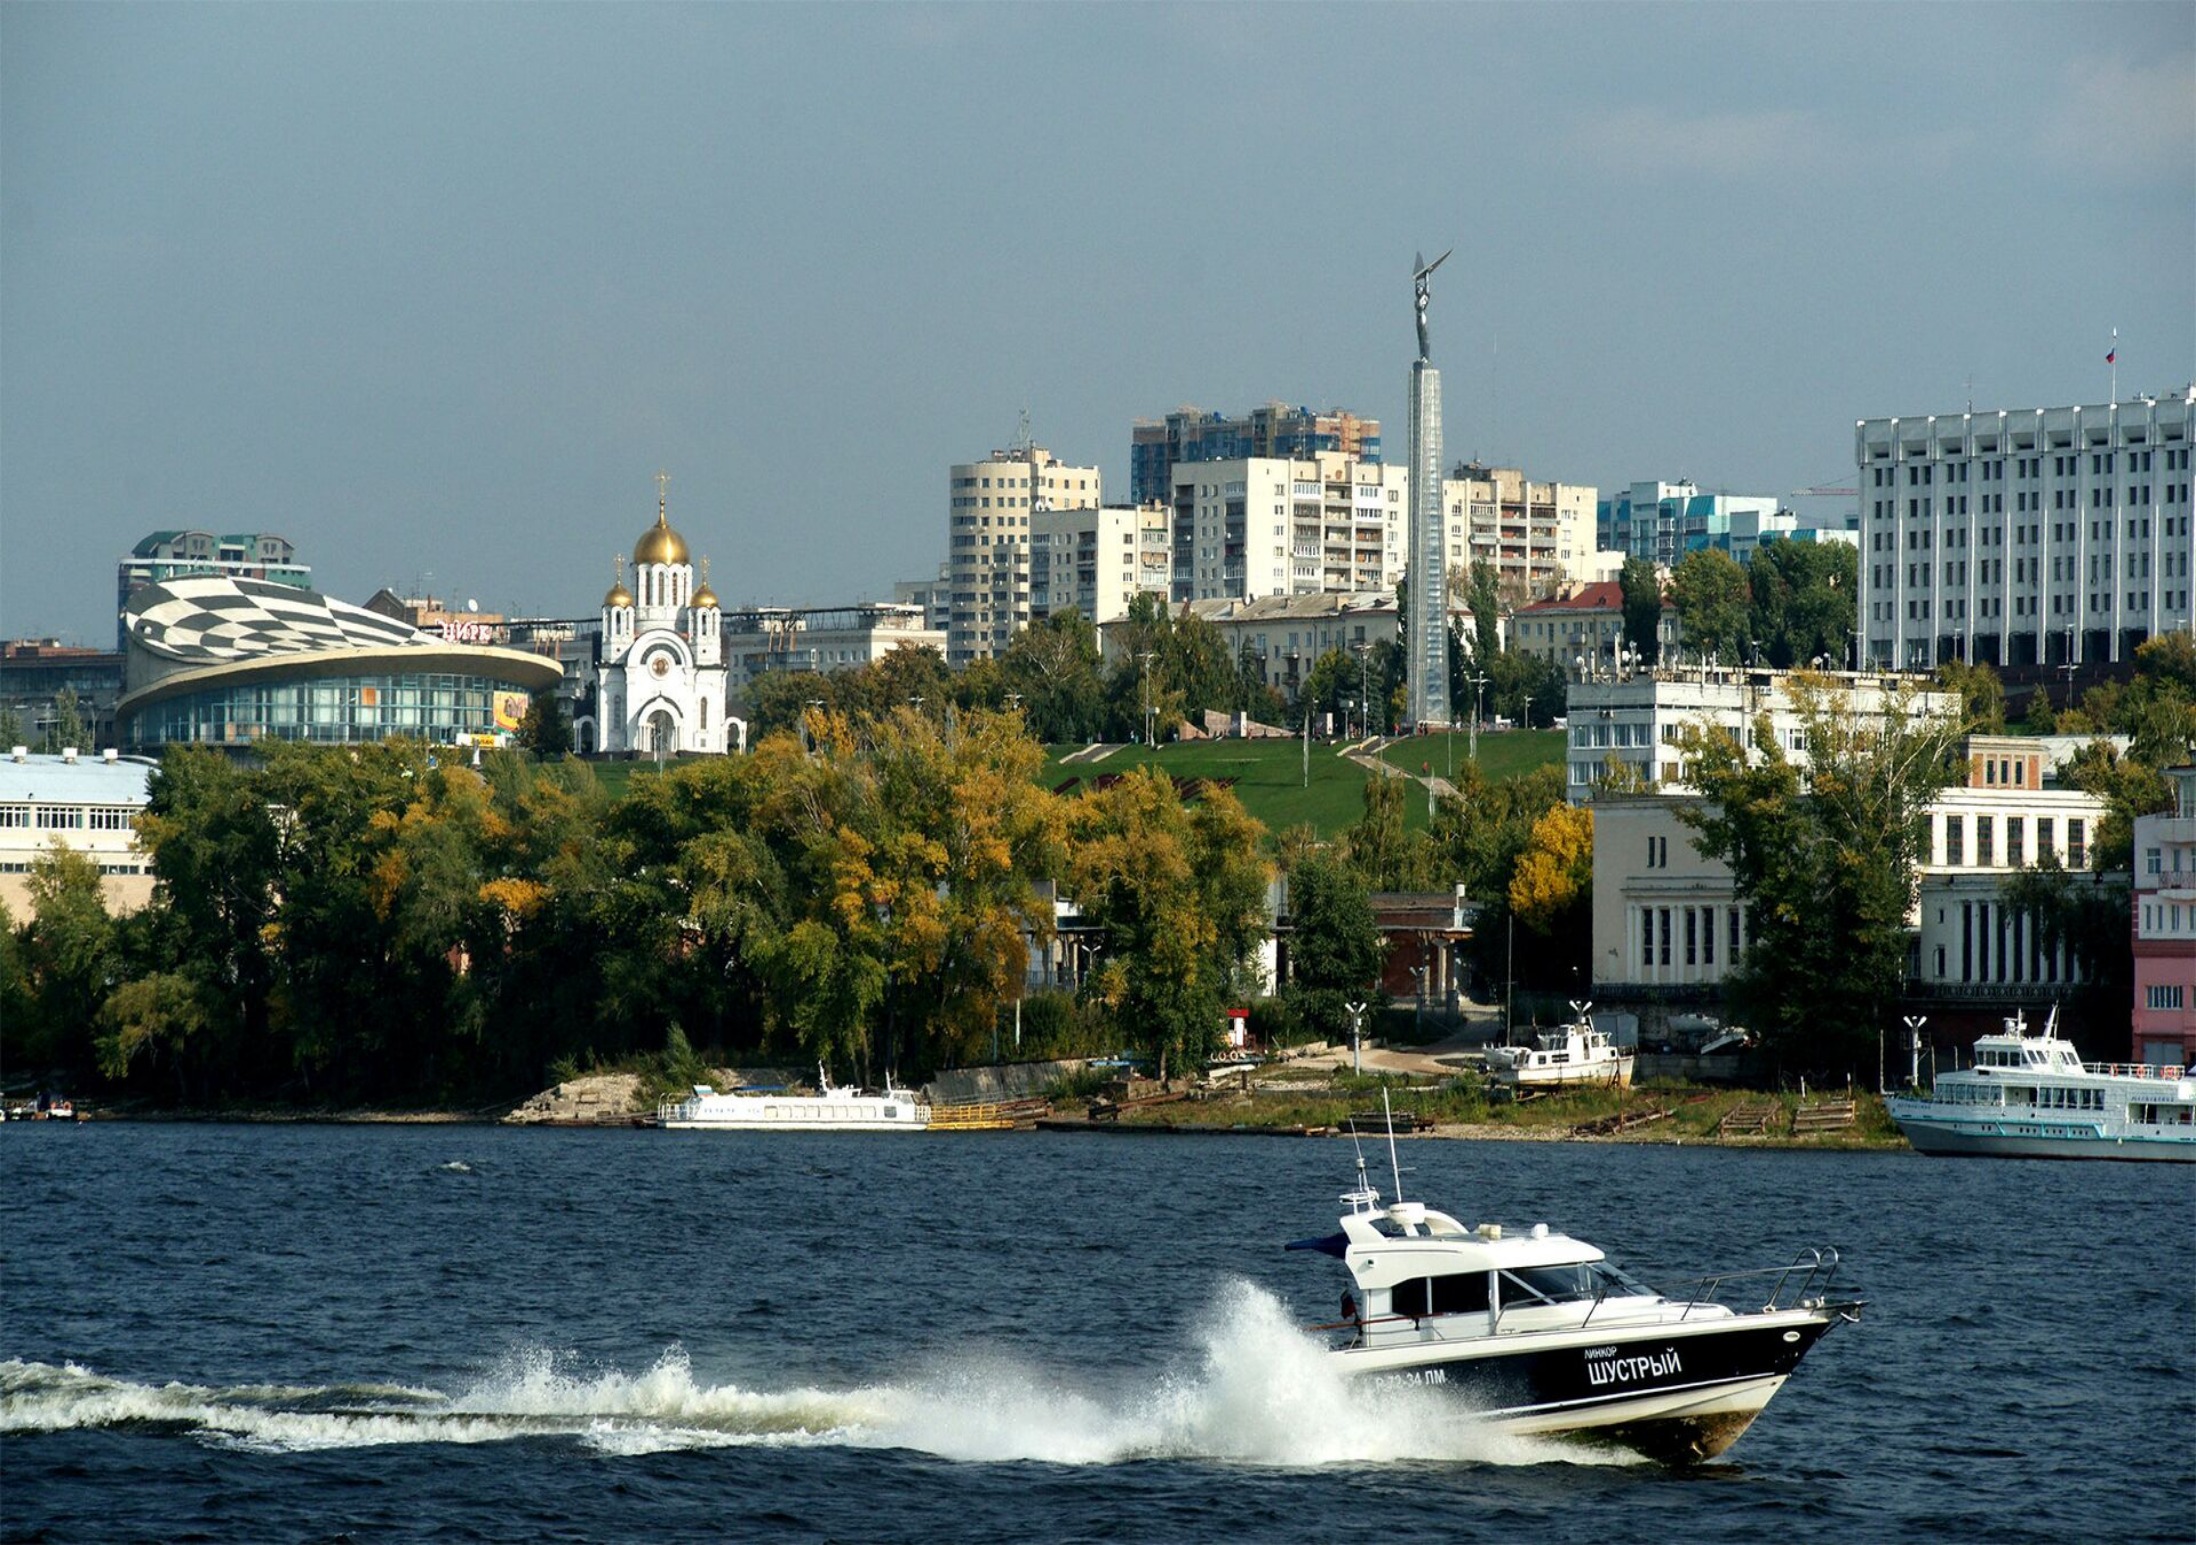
[
  {"left": 1068, "top": 768, "right": 1270, "bottom": 1084},
  {"left": 1000, "top": 609, "right": 1107, "bottom": 744},
  {"left": 2002, "top": 856, "right": 2133, "bottom": 1059},
  {"left": 40, "top": 687, "right": 87, "bottom": 754},
  {"left": 1748, "top": 540, "right": 1857, "bottom": 669},
  {"left": 0, "top": 705, "right": 23, "bottom": 749},
  {"left": 1934, "top": 658, "right": 2005, "bottom": 734},
  {"left": 519, "top": 689, "right": 572, "bottom": 756},
  {"left": 13, "top": 845, "right": 117, "bottom": 1080},
  {"left": 1464, "top": 561, "right": 1502, "bottom": 666},
  {"left": 1619, "top": 556, "right": 1663, "bottom": 665},
  {"left": 1283, "top": 854, "right": 1384, "bottom": 1044},
  {"left": 1677, "top": 677, "right": 1959, "bottom": 1078},
  {"left": 1506, "top": 802, "right": 1594, "bottom": 987},
  {"left": 1670, "top": 549, "right": 1750, "bottom": 664}
]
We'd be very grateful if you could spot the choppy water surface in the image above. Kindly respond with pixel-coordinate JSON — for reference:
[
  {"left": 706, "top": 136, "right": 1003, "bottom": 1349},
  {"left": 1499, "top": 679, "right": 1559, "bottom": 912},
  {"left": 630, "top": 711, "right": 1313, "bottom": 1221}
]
[{"left": 4, "top": 1124, "right": 2190, "bottom": 1542}]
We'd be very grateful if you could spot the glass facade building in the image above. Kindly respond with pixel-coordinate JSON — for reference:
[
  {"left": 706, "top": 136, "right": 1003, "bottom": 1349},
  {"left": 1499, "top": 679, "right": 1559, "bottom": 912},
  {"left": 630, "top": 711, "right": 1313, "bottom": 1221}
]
[{"left": 123, "top": 670, "right": 532, "bottom": 749}]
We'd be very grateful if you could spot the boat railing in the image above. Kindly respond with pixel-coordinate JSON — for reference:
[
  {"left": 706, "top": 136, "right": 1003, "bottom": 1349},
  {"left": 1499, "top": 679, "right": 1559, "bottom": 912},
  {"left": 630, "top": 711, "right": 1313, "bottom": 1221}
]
[
  {"left": 2083, "top": 1061, "right": 2188, "bottom": 1080},
  {"left": 1673, "top": 1247, "right": 1842, "bottom": 1320}
]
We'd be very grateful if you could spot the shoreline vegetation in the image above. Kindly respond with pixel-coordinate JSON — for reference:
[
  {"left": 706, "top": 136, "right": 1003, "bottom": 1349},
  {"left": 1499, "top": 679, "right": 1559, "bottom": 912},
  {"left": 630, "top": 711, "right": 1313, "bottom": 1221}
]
[{"left": 31, "top": 1064, "right": 1914, "bottom": 1151}]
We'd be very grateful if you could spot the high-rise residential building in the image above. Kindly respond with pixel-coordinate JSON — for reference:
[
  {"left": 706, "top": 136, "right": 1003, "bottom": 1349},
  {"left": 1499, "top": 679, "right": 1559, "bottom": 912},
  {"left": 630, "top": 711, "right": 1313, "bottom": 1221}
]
[
  {"left": 1856, "top": 389, "right": 2195, "bottom": 669},
  {"left": 947, "top": 446, "right": 1101, "bottom": 665},
  {"left": 1131, "top": 403, "right": 1380, "bottom": 506},
  {"left": 1167, "top": 452, "right": 1407, "bottom": 605},
  {"left": 116, "top": 531, "right": 310, "bottom": 648},
  {"left": 1031, "top": 503, "right": 1171, "bottom": 624},
  {"left": 1442, "top": 463, "right": 1599, "bottom": 604},
  {"left": 1596, "top": 481, "right": 1784, "bottom": 569}
]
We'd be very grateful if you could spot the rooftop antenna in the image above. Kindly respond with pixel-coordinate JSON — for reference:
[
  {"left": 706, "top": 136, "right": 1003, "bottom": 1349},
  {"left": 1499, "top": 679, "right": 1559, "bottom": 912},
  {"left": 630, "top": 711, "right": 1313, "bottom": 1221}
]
[{"left": 1013, "top": 407, "right": 1033, "bottom": 455}]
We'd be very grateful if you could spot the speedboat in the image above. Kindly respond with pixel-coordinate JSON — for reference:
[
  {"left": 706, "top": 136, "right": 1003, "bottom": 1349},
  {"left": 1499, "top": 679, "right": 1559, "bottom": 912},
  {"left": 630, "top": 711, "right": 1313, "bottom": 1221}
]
[
  {"left": 1886, "top": 1007, "right": 2195, "bottom": 1162},
  {"left": 1287, "top": 1139, "right": 1858, "bottom": 1464},
  {"left": 1484, "top": 1002, "right": 1634, "bottom": 1089},
  {"left": 657, "top": 1065, "right": 930, "bottom": 1132}
]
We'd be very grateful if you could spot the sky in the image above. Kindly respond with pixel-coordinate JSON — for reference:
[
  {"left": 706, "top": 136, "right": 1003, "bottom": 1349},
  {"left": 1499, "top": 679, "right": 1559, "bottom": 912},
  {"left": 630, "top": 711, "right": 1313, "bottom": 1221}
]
[{"left": 3, "top": 2, "right": 2191, "bottom": 644}]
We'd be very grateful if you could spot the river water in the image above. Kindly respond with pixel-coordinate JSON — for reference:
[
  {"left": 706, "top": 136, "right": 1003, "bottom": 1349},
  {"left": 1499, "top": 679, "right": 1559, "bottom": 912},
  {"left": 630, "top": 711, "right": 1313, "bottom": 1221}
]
[{"left": 3, "top": 1124, "right": 2190, "bottom": 1543}]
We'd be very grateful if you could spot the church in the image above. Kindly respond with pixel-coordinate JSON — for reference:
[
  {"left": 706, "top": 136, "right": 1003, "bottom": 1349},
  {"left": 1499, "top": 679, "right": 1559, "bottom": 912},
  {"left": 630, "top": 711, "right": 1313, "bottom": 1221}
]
[{"left": 572, "top": 479, "right": 741, "bottom": 757}]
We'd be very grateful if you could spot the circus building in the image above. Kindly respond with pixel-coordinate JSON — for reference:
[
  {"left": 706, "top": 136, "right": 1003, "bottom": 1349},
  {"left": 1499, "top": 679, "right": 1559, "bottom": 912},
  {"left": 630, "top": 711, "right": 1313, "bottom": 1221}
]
[
  {"left": 115, "top": 576, "right": 561, "bottom": 751},
  {"left": 571, "top": 481, "right": 739, "bottom": 757}
]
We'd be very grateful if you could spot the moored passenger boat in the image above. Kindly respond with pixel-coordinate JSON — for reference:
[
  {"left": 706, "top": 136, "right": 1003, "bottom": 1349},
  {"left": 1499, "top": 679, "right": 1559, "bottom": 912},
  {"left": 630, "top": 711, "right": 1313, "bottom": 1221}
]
[
  {"left": 657, "top": 1066, "right": 931, "bottom": 1132},
  {"left": 1886, "top": 1008, "right": 2195, "bottom": 1162}
]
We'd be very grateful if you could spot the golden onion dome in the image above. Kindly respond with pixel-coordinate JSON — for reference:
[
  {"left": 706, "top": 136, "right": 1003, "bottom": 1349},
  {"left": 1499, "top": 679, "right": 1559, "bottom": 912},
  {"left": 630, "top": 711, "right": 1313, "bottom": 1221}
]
[
  {"left": 603, "top": 579, "right": 634, "bottom": 608},
  {"left": 691, "top": 582, "right": 719, "bottom": 609},
  {"left": 633, "top": 506, "right": 690, "bottom": 567}
]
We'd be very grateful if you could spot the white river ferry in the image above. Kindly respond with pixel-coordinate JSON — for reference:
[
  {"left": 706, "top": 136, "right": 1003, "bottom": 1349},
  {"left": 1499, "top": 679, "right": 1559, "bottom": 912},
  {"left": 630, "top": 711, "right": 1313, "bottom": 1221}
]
[
  {"left": 1288, "top": 1126, "right": 1858, "bottom": 1465},
  {"left": 656, "top": 1067, "right": 931, "bottom": 1132},
  {"left": 1885, "top": 1009, "right": 2195, "bottom": 1162}
]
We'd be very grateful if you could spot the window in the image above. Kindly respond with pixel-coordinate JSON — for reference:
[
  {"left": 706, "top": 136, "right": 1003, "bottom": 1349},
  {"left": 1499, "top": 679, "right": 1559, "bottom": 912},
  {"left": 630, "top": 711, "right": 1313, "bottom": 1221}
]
[
  {"left": 1946, "top": 815, "right": 1964, "bottom": 865},
  {"left": 2069, "top": 819, "right": 2087, "bottom": 869},
  {"left": 0, "top": 806, "right": 27, "bottom": 829},
  {"left": 2007, "top": 817, "right": 2024, "bottom": 866},
  {"left": 1978, "top": 817, "right": 1994, "bottom": 867},
  {"left": 1685, "top": 908, "right": 1698, "bottom": 966},
  {"left": 2149, "top": 848, "right": 2166, "bottom": 876},
  {"left": 2038, "top": 818, "right": 2055, "bottom": 858},
  {"left": 2145, "top": 985, "right": 2185, "bottom": 1011},
  {"left": 1392, "top": 1271, "right": 1490, "bottom": 1318}
]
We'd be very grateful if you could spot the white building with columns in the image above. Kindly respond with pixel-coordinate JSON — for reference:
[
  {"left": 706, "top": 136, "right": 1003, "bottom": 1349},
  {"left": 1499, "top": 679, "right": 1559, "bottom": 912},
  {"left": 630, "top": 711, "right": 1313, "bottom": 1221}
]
[
  {"left": 572, "top": 484, "right": 737, "bottom": 757},
  {"left": 1590, "top": 736, "right": 2107, "bottom": 1002}
]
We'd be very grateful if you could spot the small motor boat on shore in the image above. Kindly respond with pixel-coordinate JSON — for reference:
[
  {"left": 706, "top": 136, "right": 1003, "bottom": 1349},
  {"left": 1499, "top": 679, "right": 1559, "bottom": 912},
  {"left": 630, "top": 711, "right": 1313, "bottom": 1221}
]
[
  {"left": 1288, "top": 1116, "right": 1858, "bottom": 1463},
  {"left": 1484, "top": 1002, "right": 1634, "bottom": 1089}
]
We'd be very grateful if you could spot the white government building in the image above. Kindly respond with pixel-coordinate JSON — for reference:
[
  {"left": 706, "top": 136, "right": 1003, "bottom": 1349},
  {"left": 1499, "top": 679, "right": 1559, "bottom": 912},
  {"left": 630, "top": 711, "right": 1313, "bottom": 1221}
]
[{"left": 1856, "top": 389, "right": 2195, "bottom": 670}]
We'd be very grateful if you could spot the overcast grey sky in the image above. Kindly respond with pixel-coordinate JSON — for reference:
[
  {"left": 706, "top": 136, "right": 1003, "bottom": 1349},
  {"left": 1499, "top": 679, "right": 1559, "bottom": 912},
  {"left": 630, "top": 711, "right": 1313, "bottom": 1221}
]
[{"left": 4, "top": 2, "right": 2191, "bottom": 642}]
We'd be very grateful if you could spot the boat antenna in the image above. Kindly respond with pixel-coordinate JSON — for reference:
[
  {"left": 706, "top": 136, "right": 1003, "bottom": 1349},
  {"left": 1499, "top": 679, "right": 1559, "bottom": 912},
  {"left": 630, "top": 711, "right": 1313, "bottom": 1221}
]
[{"left": 1383, "top": 1087, "right": 1407, "bottom": 1202}]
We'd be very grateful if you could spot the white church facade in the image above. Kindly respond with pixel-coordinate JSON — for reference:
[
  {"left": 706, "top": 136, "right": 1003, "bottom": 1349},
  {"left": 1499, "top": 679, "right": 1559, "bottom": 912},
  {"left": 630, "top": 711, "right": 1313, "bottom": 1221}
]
[{"left": 572, "top": 483, "right": 744, "bottom": 757}]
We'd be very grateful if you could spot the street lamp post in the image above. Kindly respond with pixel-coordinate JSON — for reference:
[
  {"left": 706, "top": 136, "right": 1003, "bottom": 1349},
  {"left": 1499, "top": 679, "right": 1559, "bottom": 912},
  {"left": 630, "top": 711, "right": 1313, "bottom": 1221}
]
[
  {"left": 1353, "top": 641, "right": 1372, "bottom": 740},
  {"left": 1902, "top": 1015, "right": 1927, "bottom": 1091},
  {"left": 1346, "top": 1000, "right": 1367, "bottom": 1076},
  {"left": 1466, "top": 669, "right": 1488, "bottom": 767}
]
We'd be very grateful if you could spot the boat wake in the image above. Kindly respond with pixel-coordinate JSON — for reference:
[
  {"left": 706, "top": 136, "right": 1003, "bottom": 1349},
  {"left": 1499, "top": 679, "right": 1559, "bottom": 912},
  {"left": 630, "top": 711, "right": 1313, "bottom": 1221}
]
[{"left": 1, "top": 1283, "right": 1613, "bottom": 1468}]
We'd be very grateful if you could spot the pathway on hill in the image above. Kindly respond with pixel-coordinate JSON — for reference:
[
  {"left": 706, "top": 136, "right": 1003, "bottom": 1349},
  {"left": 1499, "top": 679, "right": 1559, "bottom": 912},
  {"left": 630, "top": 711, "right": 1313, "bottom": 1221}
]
[{"left": 1345, "top": 736, "right": 1458, "bottom": 801}]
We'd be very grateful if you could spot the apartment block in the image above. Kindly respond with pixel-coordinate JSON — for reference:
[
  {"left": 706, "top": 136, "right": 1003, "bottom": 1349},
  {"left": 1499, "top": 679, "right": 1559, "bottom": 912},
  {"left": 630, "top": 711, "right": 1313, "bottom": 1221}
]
[
  {"left": 1169, "top": 452, "right": 1406, "bottom": 605},
  {"left": 1856, "top": 389, "right": 2195, "bottom": 669},
  {"left": 116, "top": 530, "right": 310, "bottom": 649},
  {"left": 947, "top": 447, "right": 1100, "bottom": 665},
  {"left": 1131, "top": 403, "right": 1380, "bottom": 506},
  {"left": 1597, "top": 481, "right": 1784, "bottom": 569},
  {"left": 1031, "top": 503, "right": 1171, "bottom": 624},
  {"left": 1441, "top": 463, "right": 1597, "bottom": 603}
]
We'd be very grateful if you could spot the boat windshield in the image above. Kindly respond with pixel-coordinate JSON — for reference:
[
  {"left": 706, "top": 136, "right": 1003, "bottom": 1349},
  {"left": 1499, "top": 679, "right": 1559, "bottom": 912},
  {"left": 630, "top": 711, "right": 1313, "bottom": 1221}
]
[{"left": 1498, "top": 1260, "right": 1658, "bottom": 1307}]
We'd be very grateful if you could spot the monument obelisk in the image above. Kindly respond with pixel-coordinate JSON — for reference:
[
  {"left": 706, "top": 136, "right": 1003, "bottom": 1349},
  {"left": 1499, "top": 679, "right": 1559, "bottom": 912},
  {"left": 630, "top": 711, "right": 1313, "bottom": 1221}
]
[{"left": 1406, "top": 249, "right": 1454, "bottom": 730}]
